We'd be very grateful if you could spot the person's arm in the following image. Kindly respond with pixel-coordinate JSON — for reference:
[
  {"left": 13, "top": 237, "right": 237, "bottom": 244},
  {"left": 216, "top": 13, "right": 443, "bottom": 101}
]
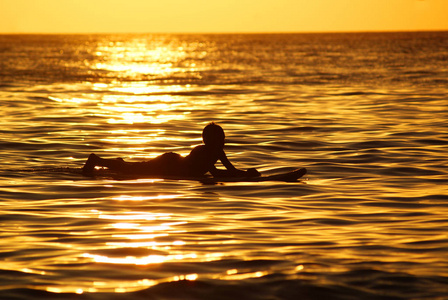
[
  {"left": 209, "top": 150, "right": 260, "bottom": 177},
  {"left": 208, "top": 150, "right": 238, "bottom": 177},
  {"left": 219, "top": 150, "right": 237, "bottom": 171}
]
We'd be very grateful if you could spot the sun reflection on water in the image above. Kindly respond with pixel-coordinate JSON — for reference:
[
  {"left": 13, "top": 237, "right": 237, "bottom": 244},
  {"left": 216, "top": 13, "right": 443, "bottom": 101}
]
[
  {"left": 82, "top": 252, "right": 197, "bottom": 265},
  {"left": 66, "top": 196, "right": 229, "bottom": 293},
  {"left": 81, "top": 196, "right": 232, "bottom": 269},
  {"left": 113, "top": 194, "right": 179, "bottom": 201},
  {"left": 96, "top": 94, "right": 189, "bottom": 125},
  {"left": 83, "top": 202, "right": 196, "bottom": 266},
  {"left": 91, "top": 37, "right": 199, "bottom": 80},
  {"left": 109, "top": 83, "right": 190, "bottom": 95}
]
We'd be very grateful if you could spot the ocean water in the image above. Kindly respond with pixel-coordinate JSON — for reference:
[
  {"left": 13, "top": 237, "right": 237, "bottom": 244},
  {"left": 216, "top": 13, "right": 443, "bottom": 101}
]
[{"left": 0, "top": 32, "right": 447, "bottom": 299}]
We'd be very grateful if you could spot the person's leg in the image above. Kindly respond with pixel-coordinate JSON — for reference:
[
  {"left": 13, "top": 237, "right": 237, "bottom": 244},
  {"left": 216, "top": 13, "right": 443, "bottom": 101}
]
[
  {"left": 82, "top": 153, "right": 126, "bottom": 174},
  {"left": 82, "top": 153, "right": 99, "bottom": 174},
  {"left": 120, "top": 152, "right": 183, "bottom": 176},
  {"left": 82, "top": 152, "right": 184, "bottom": 176}
]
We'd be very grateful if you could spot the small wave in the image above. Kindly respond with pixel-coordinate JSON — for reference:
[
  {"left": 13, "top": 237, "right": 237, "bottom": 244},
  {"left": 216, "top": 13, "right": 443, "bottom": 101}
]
[
  {"left": 348, "top": 140, "right": 406, "bottom": 150},
  {"left": 377, "top": 166, "right": 444, "bottom": 176},
  {"left": 0, "top": 141, "right": 40, "bottom": 150},
  {"left": 332, "top": 91, "right": 386, "bottom": 96},
  {"left": 415, "top": 138, "right": 447, "bottom": 146}
]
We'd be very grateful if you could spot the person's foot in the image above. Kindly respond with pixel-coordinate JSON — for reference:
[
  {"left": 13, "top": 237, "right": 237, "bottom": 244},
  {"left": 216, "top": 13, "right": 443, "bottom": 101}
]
[{"left": 82, "top": 153, "right": 98, "bottom": 175}]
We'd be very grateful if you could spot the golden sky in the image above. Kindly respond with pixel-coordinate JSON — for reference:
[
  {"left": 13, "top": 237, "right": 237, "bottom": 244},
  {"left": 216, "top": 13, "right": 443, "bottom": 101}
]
[{"left": 1, "top": 0, "right": 448, "bottom": 33}]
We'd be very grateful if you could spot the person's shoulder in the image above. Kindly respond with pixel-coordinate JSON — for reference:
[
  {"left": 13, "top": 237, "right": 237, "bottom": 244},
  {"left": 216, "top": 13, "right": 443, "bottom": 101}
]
[
  {"left": 189, "top": 144, "right": 224, "bottom": 157},
  {"left": 189, "top": 144, "right": 223, "bottom": 158},
  {"left": 188, "top": 144, "right": 207, "bottom": 156},
  {"left": 191, "top": 144, "right": 206, "bottom": 152}
]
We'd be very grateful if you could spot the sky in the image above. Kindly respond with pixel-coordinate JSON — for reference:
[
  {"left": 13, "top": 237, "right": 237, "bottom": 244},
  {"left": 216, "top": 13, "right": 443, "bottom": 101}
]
[{"left": 1, "top": 0, "right": 448, "bottom": 34}]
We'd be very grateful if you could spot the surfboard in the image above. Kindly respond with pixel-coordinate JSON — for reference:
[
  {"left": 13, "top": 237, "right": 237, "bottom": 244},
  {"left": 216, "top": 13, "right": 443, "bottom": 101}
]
[
  {"left": 21, "top": 167, "right": 307, "bottom": 183},
  {"left": 91, "top": 167, "right": 307, "bottom": 183}
]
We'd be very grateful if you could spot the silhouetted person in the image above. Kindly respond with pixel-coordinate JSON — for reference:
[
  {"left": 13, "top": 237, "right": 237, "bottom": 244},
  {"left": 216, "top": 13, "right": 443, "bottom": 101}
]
[{"left": 82, "top": 122, "right": 260, "bottom": 178}]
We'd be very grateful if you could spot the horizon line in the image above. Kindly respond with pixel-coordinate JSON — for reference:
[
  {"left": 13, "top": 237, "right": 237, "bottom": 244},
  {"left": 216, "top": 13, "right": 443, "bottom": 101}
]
[{"left": 1, "top": 29, "right": 448, "bottom": 35}]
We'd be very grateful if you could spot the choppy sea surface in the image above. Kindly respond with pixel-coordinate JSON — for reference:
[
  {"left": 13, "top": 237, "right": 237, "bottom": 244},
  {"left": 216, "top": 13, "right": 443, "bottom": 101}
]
[{"left": 0, "top": 32, "right": 447, "bottom": 299}]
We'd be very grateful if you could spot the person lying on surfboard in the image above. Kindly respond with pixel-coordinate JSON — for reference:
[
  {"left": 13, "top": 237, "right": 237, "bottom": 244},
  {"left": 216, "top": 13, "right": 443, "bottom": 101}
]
[{"left": 82, "top": 122, "right": 261, "bottom": 178}]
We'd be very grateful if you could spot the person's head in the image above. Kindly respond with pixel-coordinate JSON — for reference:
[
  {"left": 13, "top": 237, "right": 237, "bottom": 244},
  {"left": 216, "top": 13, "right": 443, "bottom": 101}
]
[{"left": 202, "top": 122, "right": 225, "bottom": 149}]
